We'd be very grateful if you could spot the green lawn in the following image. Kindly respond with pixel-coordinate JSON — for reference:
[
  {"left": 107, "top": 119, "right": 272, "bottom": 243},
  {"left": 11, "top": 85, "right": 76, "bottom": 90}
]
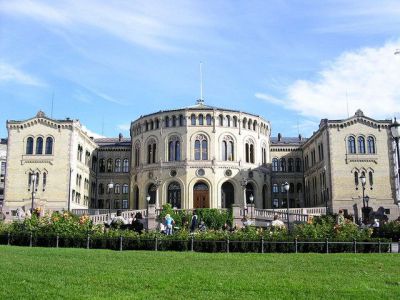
[{"left": 0, "top": 246, "right": 399, "bottom": 299}]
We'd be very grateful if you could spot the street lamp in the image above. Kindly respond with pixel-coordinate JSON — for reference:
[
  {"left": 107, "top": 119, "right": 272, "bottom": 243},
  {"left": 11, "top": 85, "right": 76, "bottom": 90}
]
[
  {"left": 390, "top": 118, "right": 400, "bottom": 203},
  {"left": 365, "top": 195, "right": 370, "bottom": 208},
  {"left": 249, "top": 194, "right": 254, "bottom": 220},
  {"left": 283, "top": 182, "right": 290, "bottom": 231},
  {"left": 108, "top": 181, "right": 114, "bottom": 218},
  {"left": 30, "top": 173, "right": 37, "bottom": 214},
  {"left": 360, "top": 174, "right": 367, "bottom": 222}
]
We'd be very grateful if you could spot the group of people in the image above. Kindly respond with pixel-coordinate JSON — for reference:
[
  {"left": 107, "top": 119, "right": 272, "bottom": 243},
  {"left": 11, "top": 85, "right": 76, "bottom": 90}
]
[
  {"left": 105, "top": 210, "right": 145, "bottom": 234},
  {"left": 158, "top": 210, "right": 208, "bottom": 235}
]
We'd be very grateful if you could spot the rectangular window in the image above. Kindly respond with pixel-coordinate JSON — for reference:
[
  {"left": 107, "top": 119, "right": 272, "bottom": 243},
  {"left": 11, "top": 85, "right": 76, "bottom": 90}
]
[{"left": 122, "top": 200, "right": 128, "bottom": 209}]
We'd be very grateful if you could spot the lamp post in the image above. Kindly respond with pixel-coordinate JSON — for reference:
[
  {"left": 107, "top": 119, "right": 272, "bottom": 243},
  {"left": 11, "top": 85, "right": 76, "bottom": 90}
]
[
  {"left": 108, "top": 181, "right": 114, "bottom": 218},
  {"left": 390, "top": 118, "right": 400, "bottom": 206},
  {"left": 249, "top": 194, "right": 254, "bottom": 221},
  {"left": 240, "top": 177, "right": 248, "bottom": 210},
  {"left": 283, "top": 182, "right": 290, "bottom": 231},
  {"left": 30, "top": 173, "right": 37, "bottom": 214}
]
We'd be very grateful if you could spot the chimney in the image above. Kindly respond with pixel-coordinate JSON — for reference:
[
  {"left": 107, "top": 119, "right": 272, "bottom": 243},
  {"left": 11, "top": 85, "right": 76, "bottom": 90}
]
[
  {"left": 118, "top": 133, "right": 123, "bottom": 142},
  {"left": 278, "top": 133, "right": 282, "bottom": 142}
]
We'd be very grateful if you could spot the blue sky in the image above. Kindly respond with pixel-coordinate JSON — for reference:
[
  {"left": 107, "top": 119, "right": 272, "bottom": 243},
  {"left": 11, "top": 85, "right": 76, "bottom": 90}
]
[{"left": 1, "top": 0, "right": 400, "bottom": 138}]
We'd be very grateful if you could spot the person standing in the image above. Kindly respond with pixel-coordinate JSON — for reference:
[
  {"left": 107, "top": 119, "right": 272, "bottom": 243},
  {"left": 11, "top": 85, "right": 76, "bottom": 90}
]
[
  {"left": 190, "top": 210, "right": 198, "bottom": 233},
  {"left": 165, "top": 214, "right": 175, "bottom": 235}
]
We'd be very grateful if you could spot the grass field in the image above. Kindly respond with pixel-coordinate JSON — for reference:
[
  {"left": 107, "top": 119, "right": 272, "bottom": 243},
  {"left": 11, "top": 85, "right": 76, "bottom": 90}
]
[{"left": 0, "top": 246, "right": 399, "bottom": 299}]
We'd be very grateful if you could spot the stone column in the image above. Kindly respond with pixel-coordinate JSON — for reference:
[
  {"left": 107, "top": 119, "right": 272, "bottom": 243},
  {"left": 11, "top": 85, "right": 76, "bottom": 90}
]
[
  {"left": 147, "top": 204, "right": 157, "bottom": 231},
  {"left": 232, "top": 204, "right": 243, "bottom": 228}
]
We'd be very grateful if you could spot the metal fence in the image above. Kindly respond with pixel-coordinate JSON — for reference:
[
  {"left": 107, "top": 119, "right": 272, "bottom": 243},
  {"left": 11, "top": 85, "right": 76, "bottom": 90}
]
[{"left": 0, "top": 233, "right": 397, "bottom": 254}]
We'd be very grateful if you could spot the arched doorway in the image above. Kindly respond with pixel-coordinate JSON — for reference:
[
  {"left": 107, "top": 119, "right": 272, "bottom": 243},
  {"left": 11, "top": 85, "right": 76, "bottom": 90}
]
[
  {"left": 147, "top": 183, "right": 156, "bottom": 204},
  {"left": 168, "top": 182, "right": 181, "bottom": 208},
  {"left": 134, "top": 186, "right": 139, "bottom": 209},
  {"left": 246, "top": 182, "right": 255, "bottom": 204},
  {"left": 221, "top": 181, "right": 234, "bottom": 208},
  {"left": 193, "top": 182, "right": 209, "bottom": 208}
]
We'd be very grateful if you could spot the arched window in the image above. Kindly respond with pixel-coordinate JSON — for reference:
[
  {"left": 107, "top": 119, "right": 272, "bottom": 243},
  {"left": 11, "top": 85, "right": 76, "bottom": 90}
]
[
  {"left": 289, "top": 183, "right": 294, "bottom": 193},
  {"left": 122, "top": 184, "right": 129, "bottom": 194},
  {"left": 206, "top": 114, "right": 212, "bottom": 125},
  {"left": 367, "top": 136, "right": 375, "bottom": 154},
  {"left": 123, "top": 159, "right": 129, "bottom": 172},
  {"left": 165, "top": 116, "right": 170, "bottom": 128},
  {"left": 191, "top": 114, "right": 196, "bottom": 125},
  {"left": 36, "top": 137, "right": 43, "bottom": 154},
  {"left": 358, "top": 136, "right": 366, "bottom": 154},
  {"left": 249, "top": 144, "right": 254, "bottom": 163},
  {"left": 194, "top": 134, "right": 208, "bottom": 160},
  {"left": 295, "top": 158, "right": 301, "bottom": 172},
  {"left": 155, "top": 119, "right": 160, "bottom": 129},
  {"left": 150, "top": 120, "right": 154, "bottom": 130},
  {"left": 369, "top": 171, "right": 374, "bottom": 186},
  {"left": 199, "top": 114, "right": 204, "bottom": 125},
  {"left": 99, "top": 159, "right": 105, "bottom": 173},
  {"left": 147, "top": 139, "right": 157, "bottom": 164},
  {"left": 168, "top": 136, "right": 181, "bottom": 161},
  {"left": 107, "top": 159, "right": 113, "bottom": 172},
  {"left": 115, "top": 159, "right": 121, "bottom": 172},
  {"left": 45, "top": 137, "right": 53, "bottom": 155},
  {"left": 222, "top": 136, "right": 234, "bottom": 161},
  {"left": 168, "top": 182, "right": 181, "bottom": 208},
  {"left": 272, "top": 158, "right": 278, "bottom": 171},
  {"left": 179, "top": 115, "right": 184, "bottom": 126},
  {"left": 297, "top": 183, "right": 302, "bottom": 193},
  {"left": 245, "top": 143, "right": 249, "bottom": 163},
  {"left": 288, "top": 158, "right": 294, "bottom": 172},
  {"left": 348, "top": 136, "right": 356, "bottom": 154},
  {"left": 233, "top": 116, "right": 237, "bottom": 127},
  {"left": 42, "top": 172, "right": 47, "bottom": 190},
  {"left": 280, "top": 158, "right": 286, "bottom": 172},
  {"left": 261, "top": 145, "right": 266, "bottom": 164},
  {"left": 226, "top": 115, "right": 231, "bottom": 127},
  {"left": 114, "top": 184, "right": 120, "bottom": 194},
  {"left": 248, "top": 119, "right": 251, "bottom": 130},
  {"left": 145, "top": 121, "right": 149, "bottom": 131},
  {"left": 134, "top": 142, "right": 140, "bottom": 167},
  {"left": 253, "top": 121, "right": 257, "bottom": 131},
  {"left": 26, "top": 137, "right": 34, "bottom": 154},
  {"left": 354, "top": 171, "right": 359, "bottom": 186},
  {"left": 219, "top": 115, "right": 223, "bottom": 126},
  {"left": 172, "top": 116, "right": 177, "bottom": 127}
]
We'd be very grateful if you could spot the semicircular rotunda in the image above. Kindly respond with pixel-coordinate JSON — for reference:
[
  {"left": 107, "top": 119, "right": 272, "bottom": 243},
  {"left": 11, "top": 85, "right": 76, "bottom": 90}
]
[{"left": 130, "top": 100, "right": 271, "bottom": 209}]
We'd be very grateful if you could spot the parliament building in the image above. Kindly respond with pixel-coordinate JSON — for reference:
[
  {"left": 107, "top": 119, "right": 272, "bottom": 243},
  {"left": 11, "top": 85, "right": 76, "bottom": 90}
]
[{"left": 3, "top": 101, "right": 400, "bottom": 220}]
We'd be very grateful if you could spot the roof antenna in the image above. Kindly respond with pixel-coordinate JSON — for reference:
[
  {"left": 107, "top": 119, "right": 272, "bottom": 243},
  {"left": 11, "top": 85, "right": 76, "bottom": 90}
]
[{"left": 197, "top": 62, "right": 204, "bottom": 105}]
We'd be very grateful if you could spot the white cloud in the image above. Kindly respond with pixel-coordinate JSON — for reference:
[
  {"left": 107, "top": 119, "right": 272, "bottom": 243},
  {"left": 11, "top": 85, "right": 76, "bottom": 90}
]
[
  {"left": 256, "top": 39, "right": 400, "bottom": 119},
  {"left": 117, "top": 124, "right": 131, "bottom": 132},
  {"left": 81, "top": 125, "right": 104, "bottom": 139},
  {"left": 0, "top": 0, "right": 215, "bottom": 52},
  {"left": 0, "top": 62, "right": 45, "bottom": 86}
]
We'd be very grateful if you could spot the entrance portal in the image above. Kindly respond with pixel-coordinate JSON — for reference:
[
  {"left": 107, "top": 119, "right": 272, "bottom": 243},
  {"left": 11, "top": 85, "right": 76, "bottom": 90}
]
[
  {"left": 221, "top": 181, "right": 234, "bottom": 208},
  {"left": 193, "top": 182, "right": 209, "bottom": 208}
]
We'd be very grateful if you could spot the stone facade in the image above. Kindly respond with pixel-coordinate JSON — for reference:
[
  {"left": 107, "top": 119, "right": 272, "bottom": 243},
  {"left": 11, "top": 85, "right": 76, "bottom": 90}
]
[
  {"left": 2, "top": 106, "right": 400, "bottom": 220},
  {"left": 0, "top": 139, "right": 6, "bottom": 207},
  {"left": 301, "top": 110, "right": 398, "bottom": 220},
  {"left": 4, "top": 111, "right": 97, "bottom": 214}
]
